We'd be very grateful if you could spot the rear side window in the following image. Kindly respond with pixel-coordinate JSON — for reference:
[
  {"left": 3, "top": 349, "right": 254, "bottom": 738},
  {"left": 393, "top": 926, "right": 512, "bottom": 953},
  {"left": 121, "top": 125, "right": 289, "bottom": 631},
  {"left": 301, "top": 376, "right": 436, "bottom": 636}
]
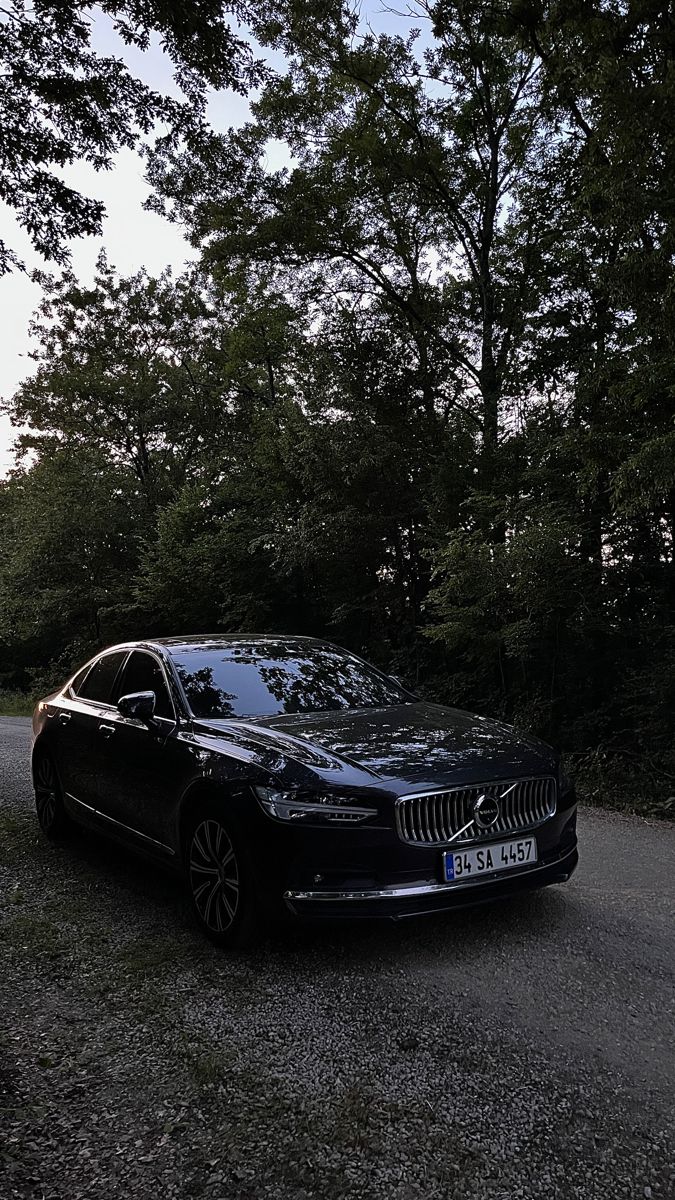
[
  {"left": 76, "top": 651, "right": 128, "bottom": 704},
  {"left": 117, "top": 651, "right": 175, "bottom": 721},
  {"left": 69, "top": 665, "right": 90, "bottom": 694}
]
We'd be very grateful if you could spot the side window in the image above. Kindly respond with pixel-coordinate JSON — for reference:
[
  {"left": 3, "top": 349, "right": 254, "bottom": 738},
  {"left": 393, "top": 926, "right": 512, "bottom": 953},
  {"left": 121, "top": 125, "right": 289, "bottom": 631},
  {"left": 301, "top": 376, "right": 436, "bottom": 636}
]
[
  {"left": 117, "top": 651, "right": 174, "bottom": 721},
  {"left": 76, "top": 652, "right": 128, "bottom": 704},
  {"left": 69, "top": 664, "right": 91, "bottom": 695}
]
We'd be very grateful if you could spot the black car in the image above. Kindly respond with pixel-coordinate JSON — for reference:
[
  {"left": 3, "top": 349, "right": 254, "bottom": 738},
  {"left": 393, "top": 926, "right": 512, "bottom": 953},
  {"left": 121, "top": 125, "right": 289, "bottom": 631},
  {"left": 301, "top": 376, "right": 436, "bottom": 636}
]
[{"left": 31, "top": 635, "right": 578, "bottom": 947}]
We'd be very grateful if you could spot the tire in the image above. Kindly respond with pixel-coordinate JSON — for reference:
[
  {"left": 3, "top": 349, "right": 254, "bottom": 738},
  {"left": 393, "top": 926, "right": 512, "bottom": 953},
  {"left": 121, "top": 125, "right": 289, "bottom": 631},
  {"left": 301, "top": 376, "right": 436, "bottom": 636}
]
[
  {"left": 33, "top": 752, "right": 71, "bottom": 839},
  {"left": 184, "top": 804, "right": 260, "bottom": 949}
]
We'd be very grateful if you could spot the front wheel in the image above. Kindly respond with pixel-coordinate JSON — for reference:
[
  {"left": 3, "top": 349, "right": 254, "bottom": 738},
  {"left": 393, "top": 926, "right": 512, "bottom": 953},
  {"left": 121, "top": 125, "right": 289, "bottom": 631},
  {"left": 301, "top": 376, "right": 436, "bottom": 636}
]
[
  {"left": 185, "top": 807, "right": 260, "bottom": 949},
  {"left": 33, "top": 752, "right": 70, "bottom": 839}
]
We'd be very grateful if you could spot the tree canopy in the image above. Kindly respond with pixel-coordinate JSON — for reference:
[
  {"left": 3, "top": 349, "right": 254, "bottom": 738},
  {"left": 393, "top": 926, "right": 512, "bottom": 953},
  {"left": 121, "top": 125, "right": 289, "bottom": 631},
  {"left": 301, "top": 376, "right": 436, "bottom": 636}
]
[{"left": 0, "top": 0, "right": 259, "bottom": 273}]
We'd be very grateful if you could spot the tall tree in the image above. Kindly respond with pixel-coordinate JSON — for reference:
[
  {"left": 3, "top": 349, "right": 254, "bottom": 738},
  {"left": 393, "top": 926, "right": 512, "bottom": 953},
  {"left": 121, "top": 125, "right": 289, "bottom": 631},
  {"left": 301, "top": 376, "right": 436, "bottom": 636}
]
[
  {"left": 148, "top": 0, "right": 564, "bottom": 536},
  {"left": 7, "top": 257, "right": 225, "bottom": 509},
  {"left": 0, "top": 446, "right": 142, "bottom": 684}
]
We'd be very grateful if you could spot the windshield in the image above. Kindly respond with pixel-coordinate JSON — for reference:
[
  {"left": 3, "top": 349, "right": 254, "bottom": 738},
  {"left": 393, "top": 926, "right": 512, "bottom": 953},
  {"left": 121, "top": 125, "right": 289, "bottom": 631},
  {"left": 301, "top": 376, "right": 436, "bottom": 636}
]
[{"left": 169, "top": 641, "right": 411, "bottom": 719}]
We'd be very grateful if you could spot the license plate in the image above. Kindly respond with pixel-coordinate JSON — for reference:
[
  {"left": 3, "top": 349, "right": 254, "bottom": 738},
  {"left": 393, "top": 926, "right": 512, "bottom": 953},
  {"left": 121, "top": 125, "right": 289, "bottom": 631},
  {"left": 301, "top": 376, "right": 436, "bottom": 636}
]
[{"left": 443, "top": 837, "right": 537, "bottom": 883}]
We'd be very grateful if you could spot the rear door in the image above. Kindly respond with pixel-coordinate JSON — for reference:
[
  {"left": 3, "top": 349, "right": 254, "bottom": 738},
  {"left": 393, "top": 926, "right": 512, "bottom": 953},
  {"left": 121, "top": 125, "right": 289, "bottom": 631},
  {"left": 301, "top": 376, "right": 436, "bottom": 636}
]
[
  {"left": 94, "top": 649, "right": 191, "bottom": 853},
  {"left": 51, "top": 650, "right": 129, "bottom": 810}
]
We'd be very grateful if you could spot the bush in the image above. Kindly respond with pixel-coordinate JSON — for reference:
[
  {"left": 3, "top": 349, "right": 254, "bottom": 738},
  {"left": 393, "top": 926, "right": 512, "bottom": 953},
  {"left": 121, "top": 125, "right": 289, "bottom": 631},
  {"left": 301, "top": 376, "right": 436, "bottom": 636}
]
[
  {"left": 0, "top": 691, "right": 34, "bottom": 717},
  {"left": 570, "top": 748, "right": 675, "bottom": 820}
]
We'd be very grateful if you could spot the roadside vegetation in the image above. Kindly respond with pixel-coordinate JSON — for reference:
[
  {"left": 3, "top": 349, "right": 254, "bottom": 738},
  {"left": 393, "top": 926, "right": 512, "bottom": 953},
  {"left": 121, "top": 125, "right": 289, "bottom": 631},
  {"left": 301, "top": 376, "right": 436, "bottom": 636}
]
[
  {"left": 1, "top": 3, "right": 674, "bottom": 815},
  {"left": 0, "top": 693, "right": 33, "bottom": 718}
]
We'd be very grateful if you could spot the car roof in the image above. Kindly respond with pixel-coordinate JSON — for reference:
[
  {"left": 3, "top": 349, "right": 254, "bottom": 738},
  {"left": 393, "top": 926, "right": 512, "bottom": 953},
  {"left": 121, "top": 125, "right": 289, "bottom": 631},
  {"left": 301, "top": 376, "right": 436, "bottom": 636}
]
[{"left": 143, "top": 634, "right": 330, "bottom": 656}]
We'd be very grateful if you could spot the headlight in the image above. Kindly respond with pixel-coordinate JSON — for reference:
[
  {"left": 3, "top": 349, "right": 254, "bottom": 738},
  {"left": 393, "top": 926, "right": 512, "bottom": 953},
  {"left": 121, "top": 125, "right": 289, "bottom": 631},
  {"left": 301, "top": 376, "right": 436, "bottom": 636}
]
[
  {"left": 557, "top": 760, "right": 572, "bottom": 795},
  {"left": 253, "top": 786, "right": 378, "bottom": 824}
]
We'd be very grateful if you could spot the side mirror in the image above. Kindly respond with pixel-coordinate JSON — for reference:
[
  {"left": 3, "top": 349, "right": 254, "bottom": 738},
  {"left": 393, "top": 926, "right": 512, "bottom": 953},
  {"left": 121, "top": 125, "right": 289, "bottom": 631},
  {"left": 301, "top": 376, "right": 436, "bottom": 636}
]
[{"left": 118, "top": 690, "right": 157, "bottom": 726}]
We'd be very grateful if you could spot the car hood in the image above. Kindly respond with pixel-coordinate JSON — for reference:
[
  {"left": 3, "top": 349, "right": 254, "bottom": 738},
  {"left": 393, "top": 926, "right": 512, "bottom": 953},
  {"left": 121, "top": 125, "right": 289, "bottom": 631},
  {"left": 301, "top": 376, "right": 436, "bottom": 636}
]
[{"left": 196, "top": 702, "right": 557, "bottom": 793}]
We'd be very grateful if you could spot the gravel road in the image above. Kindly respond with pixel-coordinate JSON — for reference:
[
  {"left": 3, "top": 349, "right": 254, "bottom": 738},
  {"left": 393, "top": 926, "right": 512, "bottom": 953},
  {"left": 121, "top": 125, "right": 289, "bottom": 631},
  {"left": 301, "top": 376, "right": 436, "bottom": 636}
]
[{"left": 1, "top": 716, "right": 673, "bottom": 1200}]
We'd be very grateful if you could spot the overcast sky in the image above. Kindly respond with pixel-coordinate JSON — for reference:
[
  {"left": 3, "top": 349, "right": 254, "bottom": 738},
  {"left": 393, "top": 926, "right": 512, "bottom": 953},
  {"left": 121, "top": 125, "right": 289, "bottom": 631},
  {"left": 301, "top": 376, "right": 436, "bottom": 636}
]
[
  {"left": 0, "top": 12, "right": 254, "bottom": 475},
  {"left": 0, "top": 4, "right": 412, "bottom": 476}
]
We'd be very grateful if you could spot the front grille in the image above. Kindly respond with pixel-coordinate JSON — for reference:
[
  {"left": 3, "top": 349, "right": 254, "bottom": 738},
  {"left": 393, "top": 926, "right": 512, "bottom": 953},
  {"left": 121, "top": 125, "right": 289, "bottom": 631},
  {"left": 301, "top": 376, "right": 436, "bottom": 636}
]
[{"left": 395, "top": 777, "right": 556, "bottom": 847}]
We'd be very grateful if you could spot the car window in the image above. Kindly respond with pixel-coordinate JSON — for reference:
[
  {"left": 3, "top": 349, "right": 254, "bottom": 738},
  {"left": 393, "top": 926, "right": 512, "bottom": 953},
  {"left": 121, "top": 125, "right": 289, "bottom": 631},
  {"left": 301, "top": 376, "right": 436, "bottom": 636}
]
[
  {"left": 76, "top": 651, "right": 128, "bottom": 705},
  {"left": 170, "top": 640, "right": 411, "bottom": 719},
  {"left": 69, "top": 664, "right": 91, "bottom": 695},
  {"left": 117, "top": 651, "right": 175, "bottom": 721}
]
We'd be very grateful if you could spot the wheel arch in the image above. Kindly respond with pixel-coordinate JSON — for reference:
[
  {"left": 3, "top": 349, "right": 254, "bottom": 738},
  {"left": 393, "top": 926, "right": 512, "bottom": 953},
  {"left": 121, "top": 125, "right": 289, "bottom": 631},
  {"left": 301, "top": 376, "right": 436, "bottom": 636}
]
[
  {"left": 30, "top": 729, "right": 59, "bottom": 785},
  {"left": 176, "top": 778, "right": 255, "bottom": 860}
]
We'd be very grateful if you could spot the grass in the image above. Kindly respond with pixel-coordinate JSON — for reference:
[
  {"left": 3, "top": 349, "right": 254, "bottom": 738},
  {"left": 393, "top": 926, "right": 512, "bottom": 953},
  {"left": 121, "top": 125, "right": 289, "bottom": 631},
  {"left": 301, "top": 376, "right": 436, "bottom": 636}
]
[
  {"left": 0, "top": 912, "right": 66, "bottom": 958},
  {"left": 115, "top": 936, "right": 181, "bottom": 974},
  {"left": 0, "top": 691, "right": 34, "bottom": 717},
  {"left": 0, "top": 809, "right": 27, "bottom": 863},
  {"left": 185, "top": 1047, "right": 233, "bottom": 1087},
  {"left": 0, "top": 809, "right": 24, "bottom": 839}
]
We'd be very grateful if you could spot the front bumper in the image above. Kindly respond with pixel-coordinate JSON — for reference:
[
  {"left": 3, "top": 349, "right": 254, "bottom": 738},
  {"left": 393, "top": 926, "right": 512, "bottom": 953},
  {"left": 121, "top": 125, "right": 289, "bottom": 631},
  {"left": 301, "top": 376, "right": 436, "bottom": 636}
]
[
  {"left": 283, "top": 842, "right": 578, "bottom": 919},
  {"left": 252, "top": 795, "right": 580, "bottom": 921}
]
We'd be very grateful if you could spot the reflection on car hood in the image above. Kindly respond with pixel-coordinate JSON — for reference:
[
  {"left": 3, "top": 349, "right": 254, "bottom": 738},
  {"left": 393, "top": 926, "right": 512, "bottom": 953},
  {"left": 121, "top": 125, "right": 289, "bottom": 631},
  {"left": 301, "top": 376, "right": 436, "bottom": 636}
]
[{"left": 199, "top": 702, "right": 557, "bottom": 790}]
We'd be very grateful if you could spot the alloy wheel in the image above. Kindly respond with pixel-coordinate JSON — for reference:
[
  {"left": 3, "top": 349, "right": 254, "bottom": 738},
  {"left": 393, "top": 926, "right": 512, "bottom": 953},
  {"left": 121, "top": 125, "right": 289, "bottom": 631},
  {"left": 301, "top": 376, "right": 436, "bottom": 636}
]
[
  {"left": 34, "top": 755, "right": 59, "bottom": 831},
  {"left": 189, "top": 819, "right": 240, "bottom": 934}
]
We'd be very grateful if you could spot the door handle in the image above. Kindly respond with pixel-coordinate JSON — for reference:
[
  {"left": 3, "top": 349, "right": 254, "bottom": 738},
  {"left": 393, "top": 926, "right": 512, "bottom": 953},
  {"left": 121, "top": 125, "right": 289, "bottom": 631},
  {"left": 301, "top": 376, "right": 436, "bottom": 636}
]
[
  {"left": 58, "top": 712, "right": 71, "bottom": 726},
  {"left": 98, "top": 723, "right": 116, "bottom": 739}
]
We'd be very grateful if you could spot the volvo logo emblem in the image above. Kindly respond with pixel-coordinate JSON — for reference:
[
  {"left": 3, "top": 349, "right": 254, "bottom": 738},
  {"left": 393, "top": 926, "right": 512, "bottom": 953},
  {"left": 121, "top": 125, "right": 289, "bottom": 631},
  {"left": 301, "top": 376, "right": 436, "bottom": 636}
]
[{"left": 473, "top": 793, "right": 500, "bottom": 829}]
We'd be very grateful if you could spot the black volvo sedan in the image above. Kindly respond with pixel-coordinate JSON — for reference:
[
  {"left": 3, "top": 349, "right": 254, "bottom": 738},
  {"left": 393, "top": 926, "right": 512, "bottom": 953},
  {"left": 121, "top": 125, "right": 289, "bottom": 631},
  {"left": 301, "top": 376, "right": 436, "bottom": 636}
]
[{"left": 31, "top": 635, "right": 578, "bottom": 947}]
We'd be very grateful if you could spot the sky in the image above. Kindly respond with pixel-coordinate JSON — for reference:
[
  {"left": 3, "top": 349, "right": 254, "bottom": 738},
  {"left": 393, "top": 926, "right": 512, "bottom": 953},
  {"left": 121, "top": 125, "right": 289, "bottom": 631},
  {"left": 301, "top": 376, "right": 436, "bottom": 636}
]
[
  {"left": 0, "top": 12, "right": 255, "bottom": 475},
  {"left": 0, "top": 3, "right": 415, "bottom": 477}
]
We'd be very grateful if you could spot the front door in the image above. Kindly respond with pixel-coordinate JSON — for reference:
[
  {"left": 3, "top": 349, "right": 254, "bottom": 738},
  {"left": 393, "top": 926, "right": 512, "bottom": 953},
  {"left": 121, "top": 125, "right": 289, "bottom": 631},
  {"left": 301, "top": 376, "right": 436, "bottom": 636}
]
[{"left": 94, "top": 649, "right": 192, "bottom": 854}]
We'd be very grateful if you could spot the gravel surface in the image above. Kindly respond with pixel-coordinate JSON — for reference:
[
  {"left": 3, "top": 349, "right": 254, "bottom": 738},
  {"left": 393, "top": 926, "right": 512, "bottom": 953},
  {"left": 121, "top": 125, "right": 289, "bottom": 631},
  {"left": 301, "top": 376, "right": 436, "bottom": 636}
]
[{"left": 1, "top": 715, "right": 673, "bottom": 1200}]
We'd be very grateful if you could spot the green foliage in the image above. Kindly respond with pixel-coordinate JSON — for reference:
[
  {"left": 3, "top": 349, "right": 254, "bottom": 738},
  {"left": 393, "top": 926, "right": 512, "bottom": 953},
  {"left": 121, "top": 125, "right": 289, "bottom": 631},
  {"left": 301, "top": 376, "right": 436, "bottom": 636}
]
[
  {"left": 0, "top": 447, "right": 143, "bottom": 675},
  {"left": 8, "top": 257, "right": 228, "bottom": 507},
  {"left": 425, "top": 506, "right": 597, "bottom": 730},
  {"left": 0, "top": 692, "right": 34, "bottom": 717},
  {"left": 0, "top": 0, "right": 259, "bottom": 273}
]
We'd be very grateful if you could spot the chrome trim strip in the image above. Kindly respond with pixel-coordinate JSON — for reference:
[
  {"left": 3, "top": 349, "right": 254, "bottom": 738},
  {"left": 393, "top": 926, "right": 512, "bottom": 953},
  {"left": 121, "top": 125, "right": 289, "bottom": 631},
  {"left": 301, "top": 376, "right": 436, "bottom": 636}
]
[
  {"left": 65, "top": 792, "right": 175, "bottom": 855},
  {"left": 64, "top": 696, "right": 119, "bottom": 713},
  {"left": 283, "top": 847, "right": 577, "bottom": 904},
  {"left": 394, "top": 776, "right": 557, "bottom": 849}
]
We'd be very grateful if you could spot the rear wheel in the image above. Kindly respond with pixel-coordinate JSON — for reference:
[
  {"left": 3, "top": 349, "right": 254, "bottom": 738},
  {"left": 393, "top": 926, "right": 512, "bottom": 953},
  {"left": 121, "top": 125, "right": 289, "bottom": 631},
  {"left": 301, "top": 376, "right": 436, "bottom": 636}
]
[
  {"left": 185, "top": 806, "right": 259, "bottom": 949},
  {"left": 33, "top": 752, "right": 70, "bottom": 839}
]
